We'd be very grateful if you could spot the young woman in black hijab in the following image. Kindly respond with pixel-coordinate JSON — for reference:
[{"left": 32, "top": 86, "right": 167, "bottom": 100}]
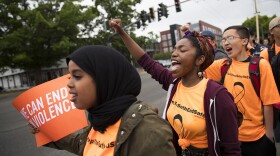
[
  {"left": 40, "top": 45, "right": 176, "bottom": 156},
  {"left": 67, "top": 45, "right": 142, "bottom": 134}
]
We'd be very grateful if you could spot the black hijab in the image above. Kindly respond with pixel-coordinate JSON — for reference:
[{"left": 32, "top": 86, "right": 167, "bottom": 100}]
[{"left": 67, "top": 45, "right": 141, "bottom": 133}]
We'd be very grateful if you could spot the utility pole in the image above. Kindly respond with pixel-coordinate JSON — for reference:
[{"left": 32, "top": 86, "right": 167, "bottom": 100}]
[
  {"left": 254, "top": 0, "right": 260, "bottom": 43},
  {"left": 230, "top": 0, "right": 260, "bottom": 43}
]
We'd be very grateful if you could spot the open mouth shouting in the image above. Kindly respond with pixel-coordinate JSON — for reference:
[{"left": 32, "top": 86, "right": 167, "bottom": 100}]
[
  {"left": 225, "top": 47, "right": 233, "bottom": 55},
  {"left": 225, "top": 47, "right": 232, "bottom": 52},
  {"left": 170, "top": 60, "right": 181, "bottom": 73}
]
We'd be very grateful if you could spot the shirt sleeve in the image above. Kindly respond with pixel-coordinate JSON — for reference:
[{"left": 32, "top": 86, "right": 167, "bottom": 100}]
[{"left": 205, "top": 59, "right": 225, "bottom": 82}]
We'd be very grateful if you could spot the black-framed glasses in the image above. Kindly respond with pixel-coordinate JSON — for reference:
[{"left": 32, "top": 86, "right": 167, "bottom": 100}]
[{"left": 221, "top": 36, "right": 241, "bottom": 43}]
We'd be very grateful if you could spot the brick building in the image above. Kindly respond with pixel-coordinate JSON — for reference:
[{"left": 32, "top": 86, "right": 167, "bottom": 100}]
[{"left": 159, "top": 20, "right": 222, "bottom": 52}]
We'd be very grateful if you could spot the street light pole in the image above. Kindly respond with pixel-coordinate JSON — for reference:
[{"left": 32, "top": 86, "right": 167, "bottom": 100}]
[
  {"left": 254, "top": 0, "right": 260, "bottom": 43},
  {"left": 230, "top": 0, "right": 260, "bottom": 43}
]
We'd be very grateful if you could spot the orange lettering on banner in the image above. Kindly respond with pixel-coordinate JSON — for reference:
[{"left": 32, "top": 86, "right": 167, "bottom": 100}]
[{"left": 12, "top": 74, "right": 88, "bottom": 147}]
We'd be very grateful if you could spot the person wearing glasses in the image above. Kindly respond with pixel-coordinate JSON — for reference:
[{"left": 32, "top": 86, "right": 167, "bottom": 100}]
[
  {"left": 201, "top": 30, "right": 228, "bottom": 60},
  {"left": 205, "top": 25, "right": 280, "bottom": 156}
]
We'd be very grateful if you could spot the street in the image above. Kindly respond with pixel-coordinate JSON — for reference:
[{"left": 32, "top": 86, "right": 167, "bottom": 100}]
[
  {"left": 0, "top": 72, "right": 166, "bottom": 156},
  {"left": 1, "top": 71, "right": 280, "bottom": 156}
]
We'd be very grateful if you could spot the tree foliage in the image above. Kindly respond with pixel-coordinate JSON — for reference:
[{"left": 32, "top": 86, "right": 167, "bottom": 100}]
[
  {"left": 0, "top": 0, "right": 98, "bottom": 70},
  {"left": 0, "top": 0, "right": 153, "bottom": 84},
  {"left": 242, "top": 15, "right": 276, "bottom": 39},
  {"left": 153, "top": 52, "right": 171, "bottom": 60}
]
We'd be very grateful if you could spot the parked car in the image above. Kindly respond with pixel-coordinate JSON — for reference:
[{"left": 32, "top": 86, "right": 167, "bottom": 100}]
[{"left": 155, "top": 59, "right": 171, "bottom": 68}]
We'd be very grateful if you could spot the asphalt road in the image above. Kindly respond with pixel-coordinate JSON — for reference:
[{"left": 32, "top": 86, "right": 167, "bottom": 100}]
[{"left": 0, "top": 72, "right": 166, "bottom": 156}]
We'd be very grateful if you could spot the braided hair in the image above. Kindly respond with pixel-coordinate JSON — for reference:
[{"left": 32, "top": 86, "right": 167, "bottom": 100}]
[{"left": 183, "top": 31, "right": 215, "bottom": 71}]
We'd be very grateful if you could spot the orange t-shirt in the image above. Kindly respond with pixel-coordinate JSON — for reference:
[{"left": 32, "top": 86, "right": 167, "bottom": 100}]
[
  {"left": 260, "top": 44, "right": 280, "bottom": 61},
  {"left": 167, "top": 78, "right": 208, "bottom": 149},
  {"left": 83, "top": 120, "right": 121, "bottom": 156},
  {"left": 205, "top": 58, "right": 280, "bottom": 141}
]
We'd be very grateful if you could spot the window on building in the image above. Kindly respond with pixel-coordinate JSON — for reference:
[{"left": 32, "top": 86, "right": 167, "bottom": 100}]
[
  {"left": 161, "top": 34, "right": 167, "bottom": 40},
  {"left": 164, "top": 47, "right": 169, "bottom": 53},
  {"left": 162, "top": 41, "right": 167, "bottom": 47},
  {"left": 167, "top": 34, "right": 171, "bottom": 39},
  {"left": 168, "top": 40, "right": 172, "bottom": 46}
]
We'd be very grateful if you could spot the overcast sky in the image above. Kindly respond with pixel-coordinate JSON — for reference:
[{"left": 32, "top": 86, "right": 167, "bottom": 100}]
[
  {"left": 83, "top": 0, "right": 280, "bottom": 37},
  {"left": 133, "top": 0, "right": 280, "bottom": 36}
]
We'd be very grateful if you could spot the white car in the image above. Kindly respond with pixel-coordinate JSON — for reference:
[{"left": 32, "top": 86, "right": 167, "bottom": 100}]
[{"left": 156, "top": 59, "right": 171, "bottom": 68}]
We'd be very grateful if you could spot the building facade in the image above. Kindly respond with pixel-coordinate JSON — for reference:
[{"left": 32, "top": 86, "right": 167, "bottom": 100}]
[
  {"left": 190, "top": 20, "right": 223, "bottom": 47},
  {"left": 159, "top": 20, "right": 222, "bottom": 52},
  {"left": 160, "top": 30, "right": 173, "bottom": 53},
  {"left": 0, "top": 59, "right": 68, "bottom": 91},
  {"left": 159, "top": 24, "right": 183, "bottom": 53}
]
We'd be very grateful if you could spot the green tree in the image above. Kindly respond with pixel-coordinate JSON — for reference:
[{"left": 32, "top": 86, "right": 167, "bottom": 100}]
[
  {"left": 0, "top": 0, "right": 147, "bottom": 84},
  {"left": 153, "top": 52, "right": 171, "bottom": 60},
  {"left": 82, "top": 0, "right": 145, "bottom": 62},
  {"left": 242, "top": 15, "right": 276, "bottom": 39},
  {"left": 0, "top": 0, "right": 99, "bottom": 83}
]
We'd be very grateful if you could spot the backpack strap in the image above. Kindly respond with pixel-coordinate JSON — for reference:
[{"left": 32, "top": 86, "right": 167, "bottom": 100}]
[
  {"left": 220, "top": 58, "right": 232, "bottom": 84},
  {"left": 249, "top": 47, "right": 256, "bottom": 56},
  {"left": 249, "top": 56, "right": 261, "bottom": 97},
  {"left": 268, "top": 47, "right": 275, "bottom": 63}
]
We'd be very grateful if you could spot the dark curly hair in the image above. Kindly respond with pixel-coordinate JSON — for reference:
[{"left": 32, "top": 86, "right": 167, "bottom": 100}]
[{"left": 183, "top": 31, "right": 214, "bottom": 71}]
